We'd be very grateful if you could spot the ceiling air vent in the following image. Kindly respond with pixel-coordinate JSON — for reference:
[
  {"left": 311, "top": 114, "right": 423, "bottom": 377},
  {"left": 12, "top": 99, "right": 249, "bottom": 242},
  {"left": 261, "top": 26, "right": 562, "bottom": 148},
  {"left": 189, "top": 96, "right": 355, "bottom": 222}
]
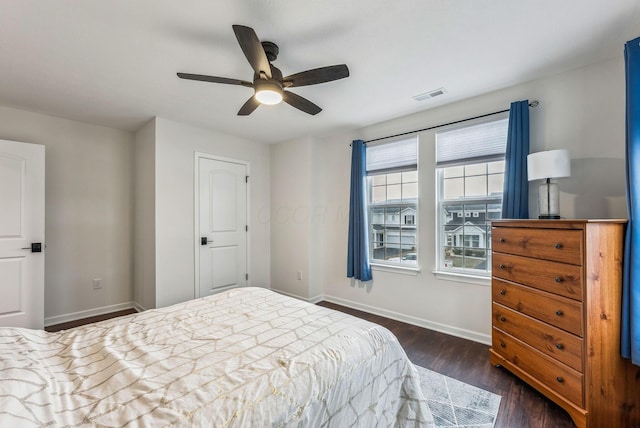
[{"left": 413, "top": 87, "right": 447, "bottom": 102}]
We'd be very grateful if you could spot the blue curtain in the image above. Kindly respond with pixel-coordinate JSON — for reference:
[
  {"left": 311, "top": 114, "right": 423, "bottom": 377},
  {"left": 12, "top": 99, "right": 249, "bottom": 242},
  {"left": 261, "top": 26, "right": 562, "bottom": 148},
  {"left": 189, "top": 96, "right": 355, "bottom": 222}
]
[
  {"left": 347, "top": 140, "right": 372, "bottom": 281},
  {"left": 623, "top": 36, "right": 640, "bottom": 366},
  {"left": 501, "top": 100, "right": 530, "bottom": 219}
]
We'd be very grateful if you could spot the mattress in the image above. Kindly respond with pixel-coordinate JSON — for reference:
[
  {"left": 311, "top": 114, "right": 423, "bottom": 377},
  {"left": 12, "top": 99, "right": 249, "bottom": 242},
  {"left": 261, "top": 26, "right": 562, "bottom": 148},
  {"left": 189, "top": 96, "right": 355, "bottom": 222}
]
[{"left": 0, "top": 287, "right": 433, "bottom": 427}]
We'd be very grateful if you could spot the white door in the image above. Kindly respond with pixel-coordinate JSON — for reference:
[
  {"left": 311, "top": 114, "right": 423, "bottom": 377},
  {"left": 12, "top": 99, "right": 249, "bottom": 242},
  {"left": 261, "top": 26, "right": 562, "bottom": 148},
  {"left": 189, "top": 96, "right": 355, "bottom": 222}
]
[
  {"left": 0, "top": 139, "right": 45, "bottom": 329},
  {"left": 197, "top": 156, "right": 248, "bottom": 297}
]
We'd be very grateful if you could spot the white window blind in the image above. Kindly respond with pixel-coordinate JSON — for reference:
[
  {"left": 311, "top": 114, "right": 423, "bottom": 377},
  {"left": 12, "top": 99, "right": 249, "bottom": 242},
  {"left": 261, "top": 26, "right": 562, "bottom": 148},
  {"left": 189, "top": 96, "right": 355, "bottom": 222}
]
[
  {"left": 436, "top": 118, "right": 508, "bottom": 167},
  {"left": 366, "top": 137, "right": 417, "bottom": 175}
]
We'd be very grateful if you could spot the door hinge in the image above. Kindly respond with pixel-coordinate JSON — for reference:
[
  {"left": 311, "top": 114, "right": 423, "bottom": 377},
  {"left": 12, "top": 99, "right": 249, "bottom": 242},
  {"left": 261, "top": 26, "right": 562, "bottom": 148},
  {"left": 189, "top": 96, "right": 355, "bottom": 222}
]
[
  {"left": 245, "top": 273, "right": 249, "bottom": 281},
  {"left": 245, "top": 225, "right": 248, "bottom": 232},
  {"left": 245, "top": 175, "right": 249, "bottom": 183}
]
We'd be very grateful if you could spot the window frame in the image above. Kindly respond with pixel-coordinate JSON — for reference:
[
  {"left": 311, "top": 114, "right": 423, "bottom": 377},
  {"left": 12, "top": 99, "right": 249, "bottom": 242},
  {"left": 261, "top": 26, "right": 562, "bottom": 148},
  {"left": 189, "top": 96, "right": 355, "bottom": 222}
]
[
  {"left": 365, "top": 137, "right": 419, "bottom": 270},
  {"left": 435, "top": 164, "right": 504, "bottom": 279},
  {"left": 434, "top": 116, "right": 508, "bottom": 281},
  {"left": 367, "top": 172, "right": 418, "bottom": 269}
]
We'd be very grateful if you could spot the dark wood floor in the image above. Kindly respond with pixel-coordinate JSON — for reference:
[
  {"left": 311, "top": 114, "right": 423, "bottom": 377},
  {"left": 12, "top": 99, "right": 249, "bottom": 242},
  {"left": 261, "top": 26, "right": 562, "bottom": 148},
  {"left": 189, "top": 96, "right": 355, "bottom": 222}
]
[
  {"left": 45, "top": 303, "right": 575, "bottom": 427},
  {"left": 45, "top": 308, "right": 137, "bottom": 332}
]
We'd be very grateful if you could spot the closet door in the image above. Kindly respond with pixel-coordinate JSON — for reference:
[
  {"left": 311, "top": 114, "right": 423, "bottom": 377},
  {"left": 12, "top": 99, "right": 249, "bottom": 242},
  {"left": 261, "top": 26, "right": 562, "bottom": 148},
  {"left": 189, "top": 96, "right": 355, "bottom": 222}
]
[
  {"left": 197, "top": 155, "right": 248, "bottom": 297},
  {"left": 0, "top": 139, "right": 45, "bottom": 329}
]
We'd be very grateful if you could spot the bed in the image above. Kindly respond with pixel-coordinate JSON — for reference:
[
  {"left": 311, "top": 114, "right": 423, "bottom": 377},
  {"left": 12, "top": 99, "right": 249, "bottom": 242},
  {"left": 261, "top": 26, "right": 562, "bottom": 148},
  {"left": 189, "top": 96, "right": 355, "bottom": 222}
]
[{"left": 0, "top": 287, "right": 433, "bottom": 427}]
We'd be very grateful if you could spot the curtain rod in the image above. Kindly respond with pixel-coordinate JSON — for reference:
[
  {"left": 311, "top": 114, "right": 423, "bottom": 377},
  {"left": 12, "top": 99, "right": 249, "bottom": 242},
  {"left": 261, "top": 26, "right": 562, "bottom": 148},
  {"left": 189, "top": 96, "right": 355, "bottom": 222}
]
[{"left": 362, "top": 100, "right": 539, "bottom": 144}]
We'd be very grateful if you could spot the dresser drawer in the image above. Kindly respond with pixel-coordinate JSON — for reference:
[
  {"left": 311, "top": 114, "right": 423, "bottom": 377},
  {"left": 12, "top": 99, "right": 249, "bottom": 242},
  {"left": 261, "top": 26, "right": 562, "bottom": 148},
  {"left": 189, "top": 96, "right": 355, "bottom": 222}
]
[
  {"left": 492, "top": 227, "right": 583, "bottom": 265},
  {"left": 492, "top": 253, "right": 583, "bottom": 301},
  {"left": 492, "top": 329, "right": 584, "bottom": 407},
  {"left": 492, "top": 303, "right": 583, "bottom": 372},
  {"left": 493, "top": 279, "right": 583, "bottom": 336}
]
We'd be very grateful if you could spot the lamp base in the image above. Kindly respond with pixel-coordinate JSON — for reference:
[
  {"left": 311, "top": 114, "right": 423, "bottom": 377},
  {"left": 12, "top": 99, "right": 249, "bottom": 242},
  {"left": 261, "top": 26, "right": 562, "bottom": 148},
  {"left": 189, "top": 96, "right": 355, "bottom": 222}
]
[{"left": 537, "top": 180, "right": 561, "bottom": 219}]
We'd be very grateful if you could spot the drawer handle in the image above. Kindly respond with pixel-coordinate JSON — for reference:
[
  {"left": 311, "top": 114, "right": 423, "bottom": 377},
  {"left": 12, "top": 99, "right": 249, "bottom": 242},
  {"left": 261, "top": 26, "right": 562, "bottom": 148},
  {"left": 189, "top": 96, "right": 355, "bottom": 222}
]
[
  {"left": 499, "top": 264, "right": 506, "bottom": 270},
  {"left": 500, "top": 289, "right": 506, "bottom": 295},
  {"left": 499, "top": 316, "right": 506, "bottom": 322},
  {"left": 499, "top": 238, "right": 505, "bottom": 243},
  {"left": 556, "top": 376, "right": 564, "bottom": 383},
  {"left": 555, "top": 243, "right": 563, "bottom": 249},
  {"left": 556, "top": 310, "right": 564, "bottom": 316},
  {"left": 556, "top": 343, "right": 564, "bottom": 350},
  {"left": 555, "top": 276, "right": 564, "bottom": 283},
  {"left": 500, "top": 341, "right": 506, "bottom": 348}
]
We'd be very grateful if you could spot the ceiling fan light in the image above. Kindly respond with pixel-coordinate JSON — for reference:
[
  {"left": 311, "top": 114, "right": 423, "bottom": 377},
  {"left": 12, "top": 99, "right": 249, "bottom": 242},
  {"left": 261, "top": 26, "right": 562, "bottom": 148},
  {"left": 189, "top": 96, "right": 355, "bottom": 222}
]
[{"left": 254, "top": 80, "right": 283, "bottom": 105}]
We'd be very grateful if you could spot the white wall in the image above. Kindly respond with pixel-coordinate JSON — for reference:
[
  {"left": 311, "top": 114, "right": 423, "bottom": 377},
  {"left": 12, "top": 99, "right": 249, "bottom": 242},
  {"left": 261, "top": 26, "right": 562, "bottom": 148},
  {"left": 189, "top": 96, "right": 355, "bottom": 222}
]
[
  {"left": 133, "top": 119, "right": 156, "bottom": 311},
  {"left": 526, "top": 58, "right": 626, "bottom": 218},
  {"left": 270, "top": 136, "right": 327, "bottom": 301},
  {"left": 152, "top": 117, "right": 270, "bottom": 308},
  {"left": 308, "top": 138, "right": 324, "bottom": 301},
  {"left": 0, "top": 106, "right": 134, "bottom": 323},
  {"left": 270, "top": 137, "right": 311, "bottom": 299},
  {"left": 271, "top": 56, "right": 627, "bottom": 344}
]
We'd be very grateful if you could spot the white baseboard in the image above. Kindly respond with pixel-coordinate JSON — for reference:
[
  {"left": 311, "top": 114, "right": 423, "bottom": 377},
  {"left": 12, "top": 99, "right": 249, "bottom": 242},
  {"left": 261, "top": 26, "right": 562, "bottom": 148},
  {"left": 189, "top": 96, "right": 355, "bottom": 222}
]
[
  {"left": 308, "top": 294, "right": 323, "bottom": 304},
  {"left": 132, "top": 302, "right": 147, "bottom": 313},
  {"left": 44, "top": 302, "right": 138, "bottom": 327},
  {"left": 320, "top": 294, "right": 491, "bottom": 345},
  {"left": 270, "top": 288, "right": 324, "bottom": 305}
]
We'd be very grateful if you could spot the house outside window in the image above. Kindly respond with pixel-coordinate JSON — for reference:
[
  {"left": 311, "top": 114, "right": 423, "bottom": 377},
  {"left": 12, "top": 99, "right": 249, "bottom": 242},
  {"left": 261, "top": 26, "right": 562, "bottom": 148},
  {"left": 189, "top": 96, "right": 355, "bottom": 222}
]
[
  {"left": 373, "top": 232, "right": 385, "bottom": 249},
  {"left": 366, "top": 137, "right": 418, "bottom": 266},
  {"left": 435, "top": 117, "right": 508, "bottom": 277}
]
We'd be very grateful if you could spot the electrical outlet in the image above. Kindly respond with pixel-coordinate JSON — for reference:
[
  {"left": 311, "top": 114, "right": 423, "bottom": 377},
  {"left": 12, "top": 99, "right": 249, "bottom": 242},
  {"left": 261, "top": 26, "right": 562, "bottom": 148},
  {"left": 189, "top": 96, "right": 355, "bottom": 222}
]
[
  {"left": 297, "top": 271, "right": 302, "bottom": 281},
  {"left": 93, "top": 278, "right": 102, "bottom": 289}
]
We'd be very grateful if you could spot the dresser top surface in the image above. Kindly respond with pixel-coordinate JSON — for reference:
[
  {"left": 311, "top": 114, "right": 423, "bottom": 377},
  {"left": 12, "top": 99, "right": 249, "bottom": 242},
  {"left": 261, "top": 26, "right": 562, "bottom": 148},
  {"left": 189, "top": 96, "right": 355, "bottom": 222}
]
[{"left": 492, "top": 219, "right": 627, "bottom": 229}]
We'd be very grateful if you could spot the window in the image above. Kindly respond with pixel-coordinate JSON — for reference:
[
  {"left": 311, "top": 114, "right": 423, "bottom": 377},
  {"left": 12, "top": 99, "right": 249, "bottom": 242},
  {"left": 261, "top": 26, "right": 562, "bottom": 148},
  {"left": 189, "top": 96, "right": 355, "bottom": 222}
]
[
  {"left": 436, "top": 118, "right": 508, "bottom": 276},
  {"left": 367, "top": 137, "right": 418, "bottom": 266},
  {"left": 374, "top": 232, "right": 384, "bottom": 249}
]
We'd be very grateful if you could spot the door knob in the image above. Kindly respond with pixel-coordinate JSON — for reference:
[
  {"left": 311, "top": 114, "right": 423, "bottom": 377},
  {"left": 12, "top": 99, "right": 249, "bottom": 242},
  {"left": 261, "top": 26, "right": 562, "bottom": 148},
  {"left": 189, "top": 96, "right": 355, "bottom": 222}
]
[{"left": 21, "top": 243, "right": 42, "bottom": 253}]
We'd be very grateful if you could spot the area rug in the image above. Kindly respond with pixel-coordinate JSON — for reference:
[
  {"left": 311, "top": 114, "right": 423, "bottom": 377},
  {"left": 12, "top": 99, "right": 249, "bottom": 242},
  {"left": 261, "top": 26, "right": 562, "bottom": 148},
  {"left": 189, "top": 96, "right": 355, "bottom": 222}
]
[{"left": 415, "top": 365, "right": 501, "bottom": 428}]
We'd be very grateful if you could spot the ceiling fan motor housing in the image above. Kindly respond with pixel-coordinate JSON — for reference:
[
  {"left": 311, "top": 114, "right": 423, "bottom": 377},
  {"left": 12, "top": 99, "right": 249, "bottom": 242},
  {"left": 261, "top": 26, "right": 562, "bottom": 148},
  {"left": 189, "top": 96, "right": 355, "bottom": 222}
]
[{"left": 261, "top": 41, "right": 279, "bottom": 62}]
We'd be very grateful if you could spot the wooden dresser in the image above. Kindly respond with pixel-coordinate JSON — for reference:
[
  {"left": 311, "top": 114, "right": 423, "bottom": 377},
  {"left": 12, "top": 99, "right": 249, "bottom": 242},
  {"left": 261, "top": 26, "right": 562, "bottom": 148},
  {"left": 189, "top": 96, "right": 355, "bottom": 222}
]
[{"left": 489, "top": 219, "right": 640, "bottom": 428}]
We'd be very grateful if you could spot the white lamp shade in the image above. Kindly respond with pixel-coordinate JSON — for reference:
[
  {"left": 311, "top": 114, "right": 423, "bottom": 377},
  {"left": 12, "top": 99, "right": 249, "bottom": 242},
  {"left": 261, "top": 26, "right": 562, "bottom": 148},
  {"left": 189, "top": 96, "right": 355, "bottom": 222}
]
[{"left": 527, "top": 149, "right": 571, "bottom": 181}]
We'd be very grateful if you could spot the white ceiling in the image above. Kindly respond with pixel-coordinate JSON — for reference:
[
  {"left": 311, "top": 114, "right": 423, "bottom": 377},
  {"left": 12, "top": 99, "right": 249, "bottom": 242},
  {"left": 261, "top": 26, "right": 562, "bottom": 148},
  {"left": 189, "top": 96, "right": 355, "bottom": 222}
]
[{"left": 1, "top": 1, "right": 639, "bottom": 144}]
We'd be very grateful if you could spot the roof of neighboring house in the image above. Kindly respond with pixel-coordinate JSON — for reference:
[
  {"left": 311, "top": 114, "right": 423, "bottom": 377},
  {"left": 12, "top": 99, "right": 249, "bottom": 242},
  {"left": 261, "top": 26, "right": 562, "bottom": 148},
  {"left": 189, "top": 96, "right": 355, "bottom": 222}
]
[{"left": 445, "top": 221, "right": 488, "bottom": 234}]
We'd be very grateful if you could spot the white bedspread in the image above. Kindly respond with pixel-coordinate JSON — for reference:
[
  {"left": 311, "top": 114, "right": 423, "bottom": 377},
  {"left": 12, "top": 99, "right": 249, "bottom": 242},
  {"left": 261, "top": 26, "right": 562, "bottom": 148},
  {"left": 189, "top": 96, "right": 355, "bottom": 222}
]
[{"left": 0, "top": 287, "right": 433, "bottom": 427}]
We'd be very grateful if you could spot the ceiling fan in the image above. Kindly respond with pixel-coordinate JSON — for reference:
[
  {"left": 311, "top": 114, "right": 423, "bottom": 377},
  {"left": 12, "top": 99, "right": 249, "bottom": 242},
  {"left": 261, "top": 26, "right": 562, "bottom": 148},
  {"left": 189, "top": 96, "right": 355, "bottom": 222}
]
[{"left": 177, "top": 25, "right": 349, "bottom": 116}]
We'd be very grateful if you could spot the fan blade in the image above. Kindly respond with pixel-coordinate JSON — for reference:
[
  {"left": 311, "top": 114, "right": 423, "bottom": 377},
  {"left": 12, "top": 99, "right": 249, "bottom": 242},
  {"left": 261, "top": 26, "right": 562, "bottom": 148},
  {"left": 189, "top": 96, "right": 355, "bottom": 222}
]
[
  {"left": 232, "top": 25, "right": 271, "bottom": 79},
  {"left": 283, "top": 64, "right": 349, "bottom": 87},
  {"left": 283, "top": 91, "right": 322, "bottom": 115},
  {"left": 177, "top": 73, "right": 252, "bottom": 87},
  {"left": 238, "top": 96, "right": 260, "bottom": 116}
]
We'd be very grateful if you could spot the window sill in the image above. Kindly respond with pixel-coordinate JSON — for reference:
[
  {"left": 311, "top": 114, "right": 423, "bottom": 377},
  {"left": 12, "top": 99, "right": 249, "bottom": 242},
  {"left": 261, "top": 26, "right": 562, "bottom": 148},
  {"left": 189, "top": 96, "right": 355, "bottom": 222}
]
[
  {"left": 432, "top": 270, "right": 491, "bottom": 286},
  {"left": 371, "top": 263, "right": 420, "bottom": 276}
]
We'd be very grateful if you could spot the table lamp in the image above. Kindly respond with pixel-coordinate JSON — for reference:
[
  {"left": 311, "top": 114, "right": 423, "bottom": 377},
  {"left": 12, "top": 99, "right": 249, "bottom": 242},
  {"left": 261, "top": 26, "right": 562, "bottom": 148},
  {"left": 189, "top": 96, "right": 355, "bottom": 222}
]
[{"left": 527, "top": 149, "right": 571, "bottom": 219}]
